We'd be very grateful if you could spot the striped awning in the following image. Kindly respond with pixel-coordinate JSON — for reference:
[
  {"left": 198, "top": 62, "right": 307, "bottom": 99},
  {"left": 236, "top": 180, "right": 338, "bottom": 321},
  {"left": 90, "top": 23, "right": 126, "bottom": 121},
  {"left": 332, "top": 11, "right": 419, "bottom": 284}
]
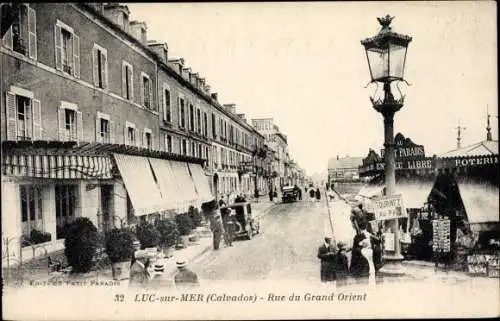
[
  {"left": 188, "top": 163, "right": 214, "bottom": 203},
  {"left": 2, "top": 153, "right": 113, "bottom": 179},
  {"left": 113, "top": 154, "right": 165, "bottom": 216},
  {"left": 169, "top": 160, "right": 200, "bottom": 209}
]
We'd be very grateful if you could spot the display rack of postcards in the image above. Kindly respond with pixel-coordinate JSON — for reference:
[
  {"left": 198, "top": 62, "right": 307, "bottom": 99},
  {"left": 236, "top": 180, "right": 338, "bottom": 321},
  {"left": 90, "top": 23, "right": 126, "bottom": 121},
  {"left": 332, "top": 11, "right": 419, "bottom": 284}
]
[
  {"left": 467, "top": 253, "right": 500, "bottom": 278},
  {"left": 432, "top": 217, "right": 451, "bottom": 270}
]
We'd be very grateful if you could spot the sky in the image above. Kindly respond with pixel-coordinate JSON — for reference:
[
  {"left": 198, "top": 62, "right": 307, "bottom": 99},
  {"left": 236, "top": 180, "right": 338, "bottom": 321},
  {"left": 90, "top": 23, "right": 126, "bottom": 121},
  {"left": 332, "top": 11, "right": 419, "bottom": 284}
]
[{"left": 127, "top": 1, "right": 497, "bottom": 176}]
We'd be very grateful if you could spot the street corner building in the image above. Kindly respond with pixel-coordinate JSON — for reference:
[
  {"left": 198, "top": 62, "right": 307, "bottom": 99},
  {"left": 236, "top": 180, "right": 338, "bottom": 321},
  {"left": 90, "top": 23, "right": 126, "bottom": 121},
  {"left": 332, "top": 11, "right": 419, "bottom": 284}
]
[{"left": 0, "top": 3, "right": 309, "bottom": 266}]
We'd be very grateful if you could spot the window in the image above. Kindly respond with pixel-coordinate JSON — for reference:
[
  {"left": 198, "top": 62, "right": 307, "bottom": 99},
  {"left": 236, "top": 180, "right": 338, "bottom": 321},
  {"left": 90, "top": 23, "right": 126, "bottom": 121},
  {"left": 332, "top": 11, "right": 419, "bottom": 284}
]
[
  {"left": 197, "top": 109, "right": 202, "bottom": 134},
  {"left": 96, "top": 113, "right": 114, "bottom": 143},
  {"left": 122, "top": 61, "right": 134, "bottom": 100},
  {"left": 198, "top": 144, "right": 202, "bottom": 159},
  {"left": 189, "top": 104, "right": 195, "bottom": 131},
  {"left": 6, "top": 89, "right": 41, "bottom": 141},
  {"left": 124, "top": 122, "right": 137, "bottom": 145},
  {"left": 203, "top": 113, "right": 208, "bottom": 137},
  {"left": 55, "top": 185, "right": 77, "bottom": 239},
  {"left": 3, "top": 5, "right": 37, "bottom": 59},
  {"left": 143, "top": 128, "right": 153, "bottom": 149},
  {"left": 141, "top": 73, "right": 153, "bottom": 109},
  {"left": 191, "top": 142, "right": 196, "bottom": 157},
  {"left": 20, "top": 185, "right": 44, "bottom": 244},
  {"left": 54, "top": 20, "right": 79, "bottom": 77},
  {"left": 182, "top": 139, "right": 187, "bottom": 155},
  {"left": 166, "top": 135, "right": 172, "bottom": 153},
  {"left": 92, "top": 44, "right": 108, "bottom": 89},
  {"left": 178, "top": 97, "right": 186, "bottom": 129},
  {"left": 162, "top": 84, "right": 171, "bottom": 123},
  {"left": 212, "top": 113, "right": 216, "bottom": 138},
  {"left": 58, "top": 102, "right": 82, "bottom": 142}
]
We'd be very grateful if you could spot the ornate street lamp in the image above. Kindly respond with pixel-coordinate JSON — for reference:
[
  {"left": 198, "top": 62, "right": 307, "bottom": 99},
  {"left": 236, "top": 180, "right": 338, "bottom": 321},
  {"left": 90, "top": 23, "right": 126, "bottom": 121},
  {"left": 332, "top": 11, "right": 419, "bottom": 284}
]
[{"left": 361, "top": 15, "right": 412, "bottom": 262}]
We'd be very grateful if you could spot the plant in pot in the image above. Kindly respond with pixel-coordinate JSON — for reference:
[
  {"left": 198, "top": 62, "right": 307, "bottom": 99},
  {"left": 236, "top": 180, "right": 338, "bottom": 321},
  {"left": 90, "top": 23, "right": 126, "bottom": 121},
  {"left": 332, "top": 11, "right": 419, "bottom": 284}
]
[
  {"left": 155, "top": 218, "right": 179, "bottom": 258},
  {"left": 134, "top": 222, "right": 161, "bottom": 249},
  {"left": 188, "top": 206, "right": 204, "bottom": 242},
  {"left": 105, "top": 228, "right": 135, "bottom": 281},
  {"left": 175, "top": 213, "right": 194, "bottom": 248},
  {"left": 64, "top": 217, "right": 99, "bottom": 275}
]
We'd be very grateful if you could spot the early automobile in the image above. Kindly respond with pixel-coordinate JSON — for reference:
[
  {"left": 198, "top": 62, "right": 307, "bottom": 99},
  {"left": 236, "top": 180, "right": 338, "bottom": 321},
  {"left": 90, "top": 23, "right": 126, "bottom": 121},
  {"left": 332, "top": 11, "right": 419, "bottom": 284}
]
[
  {"left": 281, "top": 185, "right": 298, "bottom": 203},
  {"left": 227, "top": 201, "right": 260, "bottom": 240}
]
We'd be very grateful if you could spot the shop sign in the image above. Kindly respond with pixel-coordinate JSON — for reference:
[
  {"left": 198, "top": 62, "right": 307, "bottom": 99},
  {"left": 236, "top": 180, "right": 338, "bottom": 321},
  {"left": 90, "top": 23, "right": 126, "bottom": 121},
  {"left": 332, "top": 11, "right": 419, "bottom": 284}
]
[
  {"left": 372, "top": 194, "right": 406, "bottom": 220},
  {"left": 360, "top": 158, "right": 434, "bottom": 173},
  {"left": 432, "top": 219, "right": 451, "bottom": 253},
  {"left": 438, "top": 155, "right": 499, "bottom": 169},
  {"left": 381, "top": 145, "right": 425, "bottom": 159}
]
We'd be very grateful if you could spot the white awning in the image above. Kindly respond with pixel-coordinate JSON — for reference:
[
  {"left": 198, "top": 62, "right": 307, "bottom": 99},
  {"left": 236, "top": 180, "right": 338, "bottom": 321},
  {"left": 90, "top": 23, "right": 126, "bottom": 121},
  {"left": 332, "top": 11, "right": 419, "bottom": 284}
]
[
  {"left": 148, "top": 157, "right": 188, "bottom": 213},
  {"left": 357, "top": 185, "right": 384, "bottom": 198},
  {"left": 169, "top": 160, "right": 200, "bottom": 209},
  {"left": 457, "top": 179, "right": 499, "bottom": 224},
  {"left": 188, "top": 163, "right": 214, "bottom": 203},
  {"left": 395, "top": 179, "right": 435, "bottom": 209},
  {"left": 113, "top": 154, "right": 164, "bottom": 216}
]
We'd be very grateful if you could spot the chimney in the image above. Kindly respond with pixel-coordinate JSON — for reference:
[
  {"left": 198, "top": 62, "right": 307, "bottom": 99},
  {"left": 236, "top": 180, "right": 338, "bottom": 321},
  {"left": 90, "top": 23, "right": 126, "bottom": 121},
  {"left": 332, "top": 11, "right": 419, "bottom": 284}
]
[
  {"left": 199, "top": 78, "right": 206, "bottom": 90},
  {"left": 168, "top": 58, "right": 184, "bottom": 75},
  {"left": 205, "top": 85, "right": 211, "bottom": 94},
  {"left": 129, "top": 20, "right": 147, "bottom": 44},
  {"left": 211, "top": 93, "right": 218, "bottom": 101},
  {"left": 103, "top": 4, "right": 130, "bottom": 32},
  {"left": 147, "top": 41, "right": 168, "bottom": 63},
  {"left": 223, "top": 104, "right": 236, "bottom": 114}
]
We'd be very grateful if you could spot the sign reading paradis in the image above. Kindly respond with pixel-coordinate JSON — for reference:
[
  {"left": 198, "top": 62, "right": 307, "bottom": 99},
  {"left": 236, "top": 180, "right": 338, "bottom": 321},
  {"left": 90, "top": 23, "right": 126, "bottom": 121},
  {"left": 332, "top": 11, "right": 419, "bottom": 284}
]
[{"left": 359, "top": 133, "right": 499, "bottom": 175}]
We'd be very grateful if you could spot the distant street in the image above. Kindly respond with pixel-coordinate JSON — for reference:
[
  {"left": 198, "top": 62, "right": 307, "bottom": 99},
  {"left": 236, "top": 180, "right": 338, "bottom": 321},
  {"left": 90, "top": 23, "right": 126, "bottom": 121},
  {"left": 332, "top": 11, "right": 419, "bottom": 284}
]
[{"left": 190, "top": 200, "right": 328, "bottom": 284}]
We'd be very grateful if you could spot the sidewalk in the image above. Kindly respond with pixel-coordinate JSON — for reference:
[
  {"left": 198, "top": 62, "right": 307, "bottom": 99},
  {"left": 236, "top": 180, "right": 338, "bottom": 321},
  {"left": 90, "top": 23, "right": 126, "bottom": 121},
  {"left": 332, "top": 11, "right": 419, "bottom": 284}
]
[{"left": 5, "top": 199, "right": 277, "bottom": 287}]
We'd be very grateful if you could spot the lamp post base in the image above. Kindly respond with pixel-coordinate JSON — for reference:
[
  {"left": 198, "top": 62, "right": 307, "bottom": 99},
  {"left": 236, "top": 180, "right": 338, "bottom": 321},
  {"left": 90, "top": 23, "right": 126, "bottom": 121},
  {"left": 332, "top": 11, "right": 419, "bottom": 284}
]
[{"left": 379, "top": 253, "right": 406, "bottom": 276}]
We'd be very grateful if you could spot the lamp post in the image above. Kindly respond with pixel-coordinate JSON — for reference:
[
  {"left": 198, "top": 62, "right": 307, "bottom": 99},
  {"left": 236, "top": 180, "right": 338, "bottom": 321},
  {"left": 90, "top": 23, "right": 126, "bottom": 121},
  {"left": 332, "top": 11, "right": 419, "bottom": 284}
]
[{"left": 361, "top": 15, "right": 412, "bottom": 262}]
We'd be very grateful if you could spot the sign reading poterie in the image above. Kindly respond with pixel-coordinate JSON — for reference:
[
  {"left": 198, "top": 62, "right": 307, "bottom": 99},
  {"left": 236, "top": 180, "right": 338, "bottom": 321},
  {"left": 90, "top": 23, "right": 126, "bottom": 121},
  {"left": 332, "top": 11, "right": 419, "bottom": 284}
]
[{"left": 371, "top": 194, "right": 406, "bottom": 220}]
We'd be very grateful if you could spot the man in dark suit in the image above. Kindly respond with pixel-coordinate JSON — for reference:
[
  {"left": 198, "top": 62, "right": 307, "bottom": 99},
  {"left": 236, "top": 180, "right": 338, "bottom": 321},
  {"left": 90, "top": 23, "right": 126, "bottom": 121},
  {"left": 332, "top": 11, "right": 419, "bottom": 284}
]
[{"left": 317, "top": 237, "right": 337, "bottom": 282}]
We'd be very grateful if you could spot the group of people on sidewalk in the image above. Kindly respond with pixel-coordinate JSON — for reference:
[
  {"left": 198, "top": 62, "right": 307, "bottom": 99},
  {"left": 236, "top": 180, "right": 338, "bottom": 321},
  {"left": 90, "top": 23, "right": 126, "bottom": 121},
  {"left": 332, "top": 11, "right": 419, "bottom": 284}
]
[
  {"left": 209, "top": 194, "right": 250, "bottom": 250},
  {"left": 318, "top": 203, "right": 384, "bottom": 285}
]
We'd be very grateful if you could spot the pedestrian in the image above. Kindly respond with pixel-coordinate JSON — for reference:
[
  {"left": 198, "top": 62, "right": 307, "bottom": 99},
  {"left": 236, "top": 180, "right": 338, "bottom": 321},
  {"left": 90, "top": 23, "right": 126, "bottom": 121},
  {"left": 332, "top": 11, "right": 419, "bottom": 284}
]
[
  {"left": 129, "top": 252, "right": 149, "bottom": 287},
  {"left": 210, "top": 213, "right": 224, "bottom": 250},
  {"left": 335, "top": 242, "right": 350, "bottom": 287},
  {"left": 221, "top": 207, "right": 234, "bottom": 247},
  {"left": 309, "top": 188, "right": 316, "bottom": 202},
  {"left": 317, "top": 236, "right": 337, "bottom": 282},
  {"left": 269, "top": 189, "right": 274, "bottom": 202},
  {"left": 174, "top": 260, "right": 199, "bottom": 290},
  {"left": 315, "top": 187, "right": 321, "bottom": 201}
]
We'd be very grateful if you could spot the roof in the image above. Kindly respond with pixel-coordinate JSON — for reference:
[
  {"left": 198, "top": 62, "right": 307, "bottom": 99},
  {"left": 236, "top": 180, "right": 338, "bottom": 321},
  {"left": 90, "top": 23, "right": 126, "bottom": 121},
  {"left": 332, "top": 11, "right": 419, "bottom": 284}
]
[
  {"left": 440, "top": 140, "right": 498, "bottom": 157},
  {"left": 457, "top": 178, "right": 499, "bottom": 224},
  {"left": 328, "top": 156, "right": 364, "bottom": 170}
]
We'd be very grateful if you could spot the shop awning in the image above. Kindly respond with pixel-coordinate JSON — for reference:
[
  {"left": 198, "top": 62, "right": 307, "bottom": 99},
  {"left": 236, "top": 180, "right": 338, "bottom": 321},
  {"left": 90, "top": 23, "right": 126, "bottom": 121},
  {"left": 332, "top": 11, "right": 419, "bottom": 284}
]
[
  {"left": 169, "top": 160, "right": 200, "bottom": 209},
  {"left": 395, "top": 179, "right": 435, "bottom": 209},
  {"left": 188, "top": 163, "right": 214, "bottom": 203},
  {"left": 113, "top": 154, "right": 164, "bottom": 216},
  {"left": 148, "top": 157, "right": 186, "bottom": 212},
  {"left": 457, "top": 179, "right": 499, "bottom": 224}
]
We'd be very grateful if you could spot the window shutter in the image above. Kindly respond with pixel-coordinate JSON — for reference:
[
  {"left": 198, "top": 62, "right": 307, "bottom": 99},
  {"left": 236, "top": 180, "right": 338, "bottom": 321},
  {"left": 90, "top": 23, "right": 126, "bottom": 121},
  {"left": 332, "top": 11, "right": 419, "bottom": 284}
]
[
  {"left": 25, "top": 100, "right": 33, "bottom": 139},
  {"left": 95, "top": 116, "right": 102, "bottom": 142},
  {"left": 3, "top": 26, "right": 13, "bottom": 49},
  {"left": 32, "top": 99, "right": 42, "bottom": 140},
  {"left": 54, "top": 25, "right": 62, "bottom": 70},
  {"left": 177, "top": 97, "right": 181, "bottom": 127},
  {"left": 109, "top": 120, "right": 115, "bottom": 144},
  {"left": 102, "top": 51, "right": 108, "bottom": 89},
  {"left": 160, "top": 87, "right": 165, "bottom": 122},
  {"left": 129, "top": 67, "right": 134, "bottom": 101},
  {"left": 5, "top": 92, "right": 17, "bottom": 140},
  {"left": 121, "top": 63, "right": 126, "bottom": 97},
  {"left": 149, "top": 79, "right": 153, "bottom": 110},
  {"left": 141, "top": 130, "right": 146, "bottom": 147},
  {"left": 73, "top": 34, "right": 80, "bottom": 78},
  {"left": 124, "top": 125, "right": 128, "bottom": 145},
  {"left": 92, "top": 48, "right": 98, "bottom": 87},
  {"left": 140, "top": 76, "right": 144, "bottom": 107},
  {"left": 58, "top": 108, "right": 66, "bottom": 141},
  {"left": 28, "top": 7, "right": 37, "bottom": 59},
  {"left": 76, "top": 111, "right": 83, "bottom": 142}
]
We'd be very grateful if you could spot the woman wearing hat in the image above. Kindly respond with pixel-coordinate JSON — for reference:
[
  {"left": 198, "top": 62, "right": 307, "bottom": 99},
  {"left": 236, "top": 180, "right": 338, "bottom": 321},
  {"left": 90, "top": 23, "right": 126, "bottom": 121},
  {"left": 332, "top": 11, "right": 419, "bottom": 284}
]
[{"left": 335, "top": 242, "right": 350, "bottom": 286}]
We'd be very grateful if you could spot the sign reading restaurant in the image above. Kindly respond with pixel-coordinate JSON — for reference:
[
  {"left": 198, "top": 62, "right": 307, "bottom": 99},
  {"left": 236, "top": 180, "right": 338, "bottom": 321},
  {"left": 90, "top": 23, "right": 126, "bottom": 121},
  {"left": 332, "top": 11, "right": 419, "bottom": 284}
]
[{"left": 371, "top": 194, "right": 407, "bottom": 221}]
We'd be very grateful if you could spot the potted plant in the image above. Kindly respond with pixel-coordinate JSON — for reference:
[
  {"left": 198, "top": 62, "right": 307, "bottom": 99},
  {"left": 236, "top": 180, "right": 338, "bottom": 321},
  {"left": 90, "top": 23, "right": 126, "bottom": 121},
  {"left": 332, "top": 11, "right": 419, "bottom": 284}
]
[
  {"left": 105, "top": 228, "right": 135, "bottom": 281},
  {"left": 134, "top": 222, "right": 161, "bottom": 249},
  {"left": 155, "top": 218, "right": 179, "bottom": 257},
  {"left": 175, "top": 213, "right": 194, "bottom": 248},
  {"left": 64, "top": 218, "right": 99, "bottom": 275}
]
